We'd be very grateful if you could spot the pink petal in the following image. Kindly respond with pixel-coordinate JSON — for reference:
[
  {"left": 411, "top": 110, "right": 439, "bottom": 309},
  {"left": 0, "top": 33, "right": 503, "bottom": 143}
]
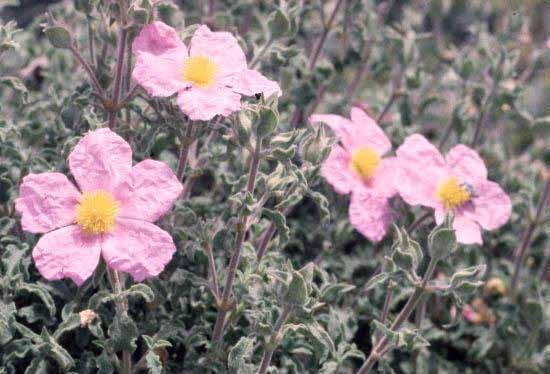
[
  {"left": 467, "top": 180, "right": 511, "bottom": 230},
  {"left": 101, "top": 218, "right": 176, "bottom": 282},
  {"left": 68, "top": 128, "right": 132, "bottom": 193},
  {"left": 32, "top": 225, "right": 101, "bottom": 286},
  {"left": 132, "top": 22, "right": 188, "bottom": 97},
  {"left": 320, "top": 145, "right": 361, "bottom": 194},
  {"left": 453, "top": 214, "right": 482, "bottom": 245},
  {"left": 350, "top": 107, "right": 391, "bottom": 154},
  {"left": 176, "top": 85, "right": 241, "bottom": 121},
  {"left": 16, "top": 173, "right": 80, "bottom": 233},
  {"left": 395, "top": 134, "right": 447, "bottom": 207},
  {"left": 230, "top": 69, "right": 281, "bottom": 98},
  {"left": 132, "top": 47, "right": 189, "bottom": 97},
  {"left": 368, "top": 157, "right": 400, "bottom": 198},
  {"left": 132, "top": 21, "right": 188, "bottom": 97},
  {"left": 446, "top": 144, "right": 487, "bottom": 183},
  {"left": 132, "top": 21, "right": 186, "bottom": 55},
  {"left": 189, "top": 25, "right": 247, "bottom": 80},
  {"left": 349, "top": 191, "right": 392, "bottom": 242},
  {"left": 116, "top": 160, "right": 183, "bottom": 222}
]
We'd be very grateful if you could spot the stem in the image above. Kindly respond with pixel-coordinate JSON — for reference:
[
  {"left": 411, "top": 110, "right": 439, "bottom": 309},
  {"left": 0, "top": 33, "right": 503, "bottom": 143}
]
[
  {"left": 204, "top": 241, "right": 220, "bottom": 300},
  {"left": 376, "top": 93, "right": 397, "bottom": 123},
  {"left": 437, "top": 118, "right": 454, "bottom": 149},
  {"left": 69, "top": 45, "right": 105, "bottom": 100},
  {"left": 511, "top": 179, "right": 550, "bottom": 292},
  {"left": 358, "top": 257, "right": 438, "bottom": 374},
  {"left": 308, "top": 0, "right": 345, "bottom": 70},
  {"left": 87, "top": 17, "right": 96, "bottom": 70},
  {"left": 106, "top": 268, "right": 132, "bottom": 374},
  {"left": 256, "top": 185, "right": 297, "bottom": 262},
  {"left": 176, "top": 122, "right": 195, "bottom": 181},
  {"left": 344, "top": 41, "right": 372, "bottom": 101},
  {"left": 249, "top": 37, "right": 274, "bottom": 69},
  {"left": 211, "top": 136, "right": 262, "bottom": 343},
  {"left": 108, "top": 24, "right": 128, "bottom": 129},
  {"left": 471, "top": 52, "right": 503, "bottom": 147},
  {"left": 257, "top": 305, "right": 293, "bottom": 374},
  {"left": 290, "top": 0, "right": 344, "bottom": 128},
  {"left": 374, "top": 287, "right": 393, "bottom": 344}
]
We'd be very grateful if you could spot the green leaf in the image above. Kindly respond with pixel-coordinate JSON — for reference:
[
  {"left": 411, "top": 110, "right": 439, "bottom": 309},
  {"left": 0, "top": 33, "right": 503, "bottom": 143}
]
[
  {"left": 24, "top": 357, "right": 48, "bottom": 374},
  {"left": 297, "top": 323, "right": 334, "bottom": 363},
  {"left": 145, "top": 351, "right": 163, "bottom": 374},
  {"left": 268, "top": 9, "right": 290, "bottom": 39},
  {"left": 228, "top": 337, "right": 255, "bottom": 372},
  {"left": 320, "top": 283, "right": 355, "bottom": 303},
  {"left": 124, "top": 284, "right": 155, "bottom": 303},
  {"left": 96, "top": 351, "right": 115, "bottom": 374},
  {"left": 107, "top": 314, "right": 138, "bottom": 354},
  {"left": 428, "top": 226, "right": 457, "bottom": 260},
  {"left": 39, "top": 329, "right": 75, "bottom": 370},
  {"left": 88, "top": 290, "right": 115, "bottom": 310},
  {"left": 16, "top": 283, "right": 56, "bottom": 317},
  {"left": 285, "top": 271, "right": 308, "bottom": 306},
  {"left": 44, "top": 26, "right": 73, "bottom": 49},
  {"left": 262, "top": 208, "right": 290, "bottom": 244},
  {"left": 522, "top": 300, "right": 543, "bottom": 328},
  {"left": 0, "top": 76, "right": 28, "bottom": 103},
  {"left": 53, "top": 314, "right": 81, "bottom": 340},
  {"left": 255, "top": 107, "right": 279, "bottom": 138}
]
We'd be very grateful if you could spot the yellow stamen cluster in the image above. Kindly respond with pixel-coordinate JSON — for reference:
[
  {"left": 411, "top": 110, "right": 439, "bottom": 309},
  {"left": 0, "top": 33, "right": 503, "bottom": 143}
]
[
  {"left": 75, "top": 190, "right": 119, "bottom": 234},
  {"left": 350, "top": 147, "right": 380, "bottom": 181},
  {"left": 183, "top": 55, "right": 218, "bottom": 88},
  {"left": 436, "top": 177, "right": 471, "bottom": 209}
]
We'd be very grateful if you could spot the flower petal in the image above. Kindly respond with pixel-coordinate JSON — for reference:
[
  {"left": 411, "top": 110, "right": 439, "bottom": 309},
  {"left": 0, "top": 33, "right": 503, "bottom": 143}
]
[
  {"left": 468, "top": 180, "right": 511, "bottom": 230},
  {"left": 132, "top": 21, "right": 186, "bottom": 55},
  {"left": 176, "top": 85, "right": 241, "bottom": 121},
  {"left": 102, "top": 218, "right": 176, "bottom": 282},
  {"left": 68, "top": 128, "right": 132, "bottom": 193},
  {"left": 230, "top": 69, "right": 281, "bottom": 98},
  {"left": 395, "top": 134, "right": 447, "bottom": 207},
  {"left": 32, "top": 225, "right": 101, "bottom": 286},
  {"left": 16, "top": 173, "right": 80, "bottom": 233},
  {"left": 453, "top": 215, "right": 482, "bottom": 245},
  {"left": 349, "top": 107, "right": 391, "bottom": 154},
  {"left": 368, "top": 157, "right": 400, "bottom": 198},
  {"left": 189, "top": 25, "right": 247, "bottom": 79},
  {"left": 320, "top": 145, "right": 361, "bottom": 194},
  {"left": 132, "top": 47, "right": 189, "bottom": 97},
  {"left": 116, "top": 160, "right": 183, "bottom": 222},
  {"left": 446, "top": 144, "right": 487, "bottom": 183},
  {"left": 349, "top": 191, "right": 392, "bottom": 242},
  {"left": 132, "top": 22, "right": 188, "bottom": 97}
]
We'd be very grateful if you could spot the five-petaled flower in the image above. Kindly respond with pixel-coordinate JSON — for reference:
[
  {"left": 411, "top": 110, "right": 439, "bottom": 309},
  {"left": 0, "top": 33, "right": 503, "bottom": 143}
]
[
  {"left": 16, "top": 128, "right": 183, "bottom": 286},
  {"left": 132, "top": 21, "right": 281, "bottom": 121},
  {"left": 310, "top": 107, "right": 400, "bottom": 242},
  {"left": 395, "top": 134, "right": 511, "bottom": 244}
]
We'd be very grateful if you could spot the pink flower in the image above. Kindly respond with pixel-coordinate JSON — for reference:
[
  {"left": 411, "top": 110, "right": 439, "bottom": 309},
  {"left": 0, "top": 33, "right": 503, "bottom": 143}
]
[
  {"left": 395, "top": 134, "right": 511, "bottom": 244},
  {"left": 15, "top": 129, "right": 183, "bottom": 286},
  {"left": 132, "top": 21, "right": 281, "bottom": 121},
  {"left": 310, "top": 107, "right": 399, "bottom": 242}
]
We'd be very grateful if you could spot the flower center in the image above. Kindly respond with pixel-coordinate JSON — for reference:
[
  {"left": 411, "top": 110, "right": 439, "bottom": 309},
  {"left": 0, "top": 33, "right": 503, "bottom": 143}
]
[
  {"left": 350, "top": 147, "right": 380, "bottom": 181},
  {"left": 75, "top": 190, "right": 119, "bottom": 234},
  {"left": 183, "top": 55, "right": 218, "bottom": 88},
  {"left": 436, "top": 177, "right": 471, "bottom": 209}
]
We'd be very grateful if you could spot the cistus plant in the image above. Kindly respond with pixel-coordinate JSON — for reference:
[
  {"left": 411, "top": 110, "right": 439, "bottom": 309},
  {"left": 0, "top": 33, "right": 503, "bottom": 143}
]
[{"left": 0, "top": 1, "right": 548, "bottom": 373}]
